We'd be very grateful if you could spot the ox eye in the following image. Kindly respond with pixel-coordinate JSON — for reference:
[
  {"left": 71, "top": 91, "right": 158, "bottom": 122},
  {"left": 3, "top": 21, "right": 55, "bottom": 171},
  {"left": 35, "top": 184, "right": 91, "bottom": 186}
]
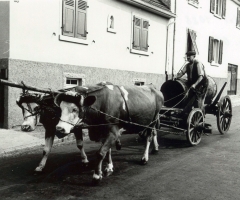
[{"left": 72, "top": 108, "right": 78, "bottom": 113}]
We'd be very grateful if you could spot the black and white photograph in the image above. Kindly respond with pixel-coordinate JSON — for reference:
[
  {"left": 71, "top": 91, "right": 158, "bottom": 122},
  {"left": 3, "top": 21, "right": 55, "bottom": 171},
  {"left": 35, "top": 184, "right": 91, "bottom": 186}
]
[{"left": 0, "top": 0, "right": 239, "bottom": 199}]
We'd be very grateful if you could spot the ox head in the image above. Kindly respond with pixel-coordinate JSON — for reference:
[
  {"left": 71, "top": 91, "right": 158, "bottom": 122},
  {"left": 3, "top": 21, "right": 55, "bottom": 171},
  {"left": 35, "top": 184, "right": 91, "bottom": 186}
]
[
  {"left": 16, "top": 93, "right": 41, "bottom": 132},
  {"left": 54, "top": 91, "right": 96, "bottom": 134}
]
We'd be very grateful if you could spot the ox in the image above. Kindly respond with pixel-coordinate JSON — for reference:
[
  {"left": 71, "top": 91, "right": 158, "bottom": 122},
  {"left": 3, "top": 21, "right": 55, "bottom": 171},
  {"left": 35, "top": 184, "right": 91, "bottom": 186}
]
[
  {"left": 16, "top": 92, "right": 89, "bottom": 172},
  {"left": 54, "top": 83, "right": 164, "bottom": 183}
]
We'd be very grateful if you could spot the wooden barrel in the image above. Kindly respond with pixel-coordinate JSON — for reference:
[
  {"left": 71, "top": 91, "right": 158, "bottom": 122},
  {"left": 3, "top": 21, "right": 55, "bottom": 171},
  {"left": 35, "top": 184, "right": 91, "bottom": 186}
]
[{"left": 160, "top": 76, "right": 217, "bottom": 108}]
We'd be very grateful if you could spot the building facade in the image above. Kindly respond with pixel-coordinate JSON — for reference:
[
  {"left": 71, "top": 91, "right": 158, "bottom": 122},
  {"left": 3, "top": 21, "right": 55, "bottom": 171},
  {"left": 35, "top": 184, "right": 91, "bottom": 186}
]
[
  {"left": 168, "top": 0, "right": 240, "bottom": 98},
  {"left": 0, "top": 0, "right": 175, "bottom": 128}
]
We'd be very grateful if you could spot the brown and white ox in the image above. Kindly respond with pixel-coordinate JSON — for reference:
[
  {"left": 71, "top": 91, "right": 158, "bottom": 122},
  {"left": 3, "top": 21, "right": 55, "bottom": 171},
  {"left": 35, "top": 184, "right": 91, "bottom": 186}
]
[
  {"left": 54, "top": 84, "right": 164, "bottom": 183},
  {"left": 16, "top": 92, "right": 89, "bottom": 172}
]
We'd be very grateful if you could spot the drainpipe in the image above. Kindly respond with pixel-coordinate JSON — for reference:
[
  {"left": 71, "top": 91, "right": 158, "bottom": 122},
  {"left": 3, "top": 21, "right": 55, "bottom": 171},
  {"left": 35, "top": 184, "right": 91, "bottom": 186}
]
[
  {"left": 171, "top": 0, "right": 177, "bottom": 80},
  {"left": 165, "top": 20, "right": 176, "bottom": 82}
]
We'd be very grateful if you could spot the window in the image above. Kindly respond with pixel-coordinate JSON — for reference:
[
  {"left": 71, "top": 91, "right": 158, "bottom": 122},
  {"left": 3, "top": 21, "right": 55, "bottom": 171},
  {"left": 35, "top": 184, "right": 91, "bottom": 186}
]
[
  {"left": 135, "top": 81, "right": 145, "bottom": 86},
  {"left": 188, "top": 0, "right": 199, "bottom": 8},
  {"left": 65, "top": 78, "right": 82, "bottom": 89},
  {"left": 187, "top": 29, "right": 199, "bottom": 54},
  {"left": 133, "top": 78, "right": 146, "bottom": 86},
  {"left": 107, "top": 14, "right": 116, "bottom": 33},
  {"left": 63, "top": 72, "right": 85, "bottom": 88},
  {"left": 237, "top": 7, "right": 240, "bottom": 29},
  {"left": 131, "top": 15, "right": 149, "bottom": 55},
  {"left": 60, "top": 0, "right": 88, "bottom": 44},
  {"left": 210, "top": 0, "right": 226, "bottom": 18},
  {"left": 208, "top": 37, "right": 223, "bottom": 65}
]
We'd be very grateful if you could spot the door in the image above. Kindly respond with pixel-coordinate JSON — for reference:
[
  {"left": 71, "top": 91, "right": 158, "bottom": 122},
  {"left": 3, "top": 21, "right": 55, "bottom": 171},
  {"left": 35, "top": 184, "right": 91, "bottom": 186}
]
[
  {"left": 0, "top": 69, "right": 6, "bottom": 128},
  {"left": 227, "top": 64, "right": 238, "bottom": 95}
]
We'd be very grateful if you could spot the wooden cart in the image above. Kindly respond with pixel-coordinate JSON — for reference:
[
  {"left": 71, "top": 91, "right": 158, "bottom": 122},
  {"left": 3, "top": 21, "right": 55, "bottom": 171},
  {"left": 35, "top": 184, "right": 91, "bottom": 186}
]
[{"left": 159, "top": 76, "right": 232, "bottom": 146}]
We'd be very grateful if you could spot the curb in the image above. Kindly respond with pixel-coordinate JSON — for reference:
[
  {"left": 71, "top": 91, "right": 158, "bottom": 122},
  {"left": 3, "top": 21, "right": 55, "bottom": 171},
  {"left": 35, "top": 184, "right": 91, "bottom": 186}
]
[{"left": 0, "top": 133, "right": 89, "bottom": 158}]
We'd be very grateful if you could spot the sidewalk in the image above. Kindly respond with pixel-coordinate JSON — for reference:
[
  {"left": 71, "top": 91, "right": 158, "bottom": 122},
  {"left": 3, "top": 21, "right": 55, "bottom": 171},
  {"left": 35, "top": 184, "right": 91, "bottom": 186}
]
[{"left": 0, "top": 95, "right": 239, "bottom": 157}]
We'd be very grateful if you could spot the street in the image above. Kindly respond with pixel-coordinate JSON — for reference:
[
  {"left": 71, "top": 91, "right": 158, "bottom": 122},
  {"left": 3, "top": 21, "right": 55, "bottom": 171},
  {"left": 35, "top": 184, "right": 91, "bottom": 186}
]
[{"left": 0, "top": 106, "right": 240, "bottom": 200}]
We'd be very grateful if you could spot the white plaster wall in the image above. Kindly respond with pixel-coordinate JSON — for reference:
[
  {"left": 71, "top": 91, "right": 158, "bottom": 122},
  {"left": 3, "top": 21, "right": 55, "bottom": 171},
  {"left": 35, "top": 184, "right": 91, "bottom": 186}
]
[
  {"left": 9, "top": 0, "right": 168, "bottom": 74},
  {"left": 172, "top": 0, "right": 240, "bottom": 79}
]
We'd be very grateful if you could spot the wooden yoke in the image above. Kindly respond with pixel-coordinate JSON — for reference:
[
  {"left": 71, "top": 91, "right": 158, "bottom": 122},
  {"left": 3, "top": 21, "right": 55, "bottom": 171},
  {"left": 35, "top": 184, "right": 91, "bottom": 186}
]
[{"left": 0, "top": 79, "right": 61, "bottom": 94}]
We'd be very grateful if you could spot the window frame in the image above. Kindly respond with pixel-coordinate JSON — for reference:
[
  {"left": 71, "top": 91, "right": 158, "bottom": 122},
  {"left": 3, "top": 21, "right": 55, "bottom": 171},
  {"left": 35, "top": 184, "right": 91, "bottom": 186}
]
[
  {"left": 188, "top": 0, "right": 199, "bottom": 8},
  {"left": 59, "top": 0, "right": 89, "bottom": 45},
  {"left": 130, "top": 13, "right": 150, "bottom": 56},
  {"left": 236, "top": 7, "right": 240, "bottom": 29},
  {"left": 210, "top": 0, "right": 226, "bottom": 19},
  {"left": 208, "top": 36, "right": 223, "bottom": 66},
  {"left": 63, "top": 72, "right": 86, "bottom": 88}
]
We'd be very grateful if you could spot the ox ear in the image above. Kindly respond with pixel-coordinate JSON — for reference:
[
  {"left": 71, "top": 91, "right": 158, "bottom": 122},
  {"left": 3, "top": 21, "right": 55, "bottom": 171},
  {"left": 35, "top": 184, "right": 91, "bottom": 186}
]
[
  {"left": 83, "top": 96, "right": 96, "bottom": 107},
  {"left": 54, "top": 93, "right": 64, "bottom": 107}
]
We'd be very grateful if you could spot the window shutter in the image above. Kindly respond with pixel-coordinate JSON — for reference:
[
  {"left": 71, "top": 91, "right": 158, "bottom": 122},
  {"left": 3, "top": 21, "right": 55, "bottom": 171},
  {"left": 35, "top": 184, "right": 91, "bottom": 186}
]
[
  {"left": 189, "top": 30, "right": 199, "bottom": 54},
  {"left": 218, "top": 40, "right": 223, "bottom": 64},
  {"left": 208, "top": 36, "right": 214, "bottom": 63},
  {"left": 63, "top": 0, "right": 75, "bottom": 37},
  {"left": 210, "top": 0, "right": 215, "bottom": 14},
  {"left": 237, "top": 8, "right": 240, "bottom": 27},
  {"left": 222, "top": 0, "right": 226, "bottom": 18},
  {"left": 141, "top": 20, "right": 149, "bottom": 51},
  {"left": 133, "top": 16, "right": 141, "bottom": 50},
  {"left": 76, "top": 0, "right": 87, "bottom": 39}
]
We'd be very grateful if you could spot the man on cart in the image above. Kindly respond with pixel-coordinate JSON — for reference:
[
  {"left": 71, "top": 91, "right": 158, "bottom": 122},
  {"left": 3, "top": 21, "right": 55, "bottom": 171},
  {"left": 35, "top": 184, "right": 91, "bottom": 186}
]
[{"left": 176, "top": 50, "right": 208, "bottom": 114}]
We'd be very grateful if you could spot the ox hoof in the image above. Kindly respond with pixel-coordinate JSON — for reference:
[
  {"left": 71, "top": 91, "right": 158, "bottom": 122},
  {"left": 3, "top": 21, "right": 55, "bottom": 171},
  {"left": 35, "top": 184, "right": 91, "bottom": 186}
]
[
  {"left": 151, "top": 149, "right": 159, "bottom": 154},
  {"left": 115, "top": 141, "right": 122, "bottom": 150},
  {"left": 104, "top": 169, "right": 113, "bottom": 177},
  {"left": 140, "top": 158, "right": 148, "bottom": 165},
  {"left": 34, "top": 167, "right": 43, "bottom": 174}
]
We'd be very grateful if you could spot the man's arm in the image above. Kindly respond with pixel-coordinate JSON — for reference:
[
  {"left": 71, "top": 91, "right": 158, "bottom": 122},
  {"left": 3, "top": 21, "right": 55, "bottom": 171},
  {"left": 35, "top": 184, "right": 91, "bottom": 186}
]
[
  {"left": 176, "top": 65, "right": 187, "bottom": 79},
  {"left": 191, "top": 75, "right": 203, "bottom": 89},
  {"left": 191, "top": 61, "right": 204, "bottom": 89}
]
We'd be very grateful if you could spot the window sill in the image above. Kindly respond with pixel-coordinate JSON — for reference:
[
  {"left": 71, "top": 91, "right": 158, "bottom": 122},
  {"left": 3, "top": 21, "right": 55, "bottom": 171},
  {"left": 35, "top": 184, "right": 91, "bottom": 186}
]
[
  {"left": 188, "top": 1, "right": 199, "bottom": 8},
  {"left": 107, "top": 28, "right": 116, "bottom": 34},
  {"left": 59, "top": 35, "right": 89, "bottom": 45},
  {"left": 210, "top": 62, "right": 220, "bottom": 67},
  {"left": 130, "top": 48, "right": 150, "bottom": 56},
  {"left": 213, "top": 13, "right": 223, "bottom": 19},
  {"left": 237, "top": 26, "right": 240, "bottom": 30}
]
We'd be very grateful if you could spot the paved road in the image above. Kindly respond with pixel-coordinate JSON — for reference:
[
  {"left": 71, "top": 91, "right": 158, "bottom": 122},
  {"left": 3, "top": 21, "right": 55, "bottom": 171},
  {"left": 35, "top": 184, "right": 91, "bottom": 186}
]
[{"left": 0, "top": 107, "right": 239, "bottom": 200}]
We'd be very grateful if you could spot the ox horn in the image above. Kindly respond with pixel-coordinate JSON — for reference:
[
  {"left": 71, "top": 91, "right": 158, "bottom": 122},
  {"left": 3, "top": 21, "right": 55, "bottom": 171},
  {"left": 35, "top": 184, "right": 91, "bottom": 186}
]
[{"left": 54, "top": 93, "right": 64, "bottom": 107}]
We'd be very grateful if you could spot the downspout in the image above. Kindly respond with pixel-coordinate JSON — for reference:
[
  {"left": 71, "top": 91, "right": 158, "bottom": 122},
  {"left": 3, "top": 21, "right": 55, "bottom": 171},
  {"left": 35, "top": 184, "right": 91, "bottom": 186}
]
[
  {"left": 171, "top": 0, "right": 177, "bottom": 80},
  {"left": 165, "top": 20, "right": 175, "bottom": 81}
]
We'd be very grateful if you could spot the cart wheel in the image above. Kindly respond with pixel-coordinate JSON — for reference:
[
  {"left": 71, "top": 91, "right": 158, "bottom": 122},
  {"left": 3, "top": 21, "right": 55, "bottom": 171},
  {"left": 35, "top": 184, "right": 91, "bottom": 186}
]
[
  {"left": 217, "top": 96, "right": 232, "bottom": 134},
  {"left": 186, "top": 108, "right": 204, "bottom": 146}
]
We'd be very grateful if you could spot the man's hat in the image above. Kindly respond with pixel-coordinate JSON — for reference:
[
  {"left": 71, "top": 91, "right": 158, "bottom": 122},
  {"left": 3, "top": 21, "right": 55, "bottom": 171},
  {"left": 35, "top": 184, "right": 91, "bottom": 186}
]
[{"left": 186, "top": 50, "right": 196, "bottom": 56}]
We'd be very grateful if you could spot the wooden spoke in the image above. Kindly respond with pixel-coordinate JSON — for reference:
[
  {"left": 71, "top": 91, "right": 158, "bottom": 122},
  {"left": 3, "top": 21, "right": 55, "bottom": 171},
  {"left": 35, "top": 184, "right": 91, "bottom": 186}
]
[
  {"left": 217, "top": 96, "right": 232, "bottom": 134},
  {"left": 186, "top": 108, "right": 204, "bottom": 146}
]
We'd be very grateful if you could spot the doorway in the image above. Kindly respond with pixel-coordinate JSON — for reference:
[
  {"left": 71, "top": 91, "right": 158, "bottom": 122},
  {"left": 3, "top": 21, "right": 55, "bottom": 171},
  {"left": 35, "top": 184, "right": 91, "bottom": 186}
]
[
  {"left": 0, "top": 69, "right": 6, "bottom": 128},
  {"left": 227, "top": 64, "right": 238, "bottom": 95}
]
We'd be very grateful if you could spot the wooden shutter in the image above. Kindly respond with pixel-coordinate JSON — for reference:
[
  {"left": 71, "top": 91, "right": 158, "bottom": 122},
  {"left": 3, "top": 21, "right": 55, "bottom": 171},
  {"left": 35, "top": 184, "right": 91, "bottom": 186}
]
[
  {"left": 218, "top": 40, "right": 223, "bottom": 64},
  {"left": 141, "top": 20, "right": 149, "bottom": 51},
  {"left": 63, "top": 0, "right": 75, "bottom": 37},
  {"left": 133, "top": 16, "right": 141, "bottom": 50},
  {"left": 189, "top": 30, "right": 199, "bottom": 54},
  {"left": 237, "top": 8, "right": 240, "bottom": 27},
  {"left": 210, "top": 0, "right": 215, "bottom": 14},
  {"left": 222, "top": 0, "right": 226, "bottom": 18},
  {"left": 76, "top": 0, "right": 87, "bottom": 39},
  {"left": 208, "top": 36, "right": 214, "bottom": 63}
]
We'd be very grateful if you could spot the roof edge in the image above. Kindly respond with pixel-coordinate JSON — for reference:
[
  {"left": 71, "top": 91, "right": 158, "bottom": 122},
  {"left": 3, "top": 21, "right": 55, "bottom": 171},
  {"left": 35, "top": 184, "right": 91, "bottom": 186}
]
[
  {"left": 119, "top": 0, "right": 176, "bottom": 18},
  {"left": 231, "top": 0, "right": 240, "bottom": 6}
]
